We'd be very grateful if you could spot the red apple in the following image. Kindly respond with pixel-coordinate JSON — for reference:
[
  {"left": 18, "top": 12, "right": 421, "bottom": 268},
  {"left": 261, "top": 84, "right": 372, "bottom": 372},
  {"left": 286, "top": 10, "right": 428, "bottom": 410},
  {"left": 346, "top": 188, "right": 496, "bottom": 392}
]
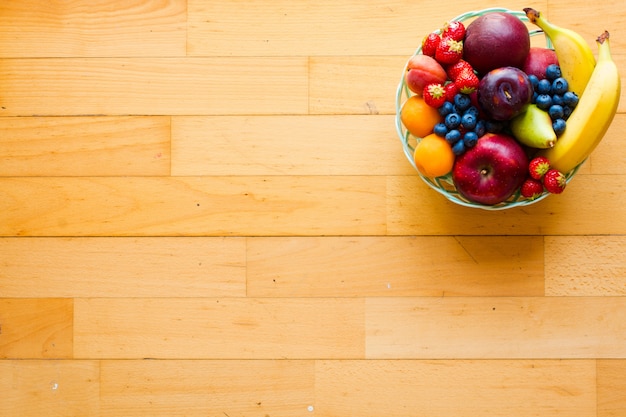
[
  {"left": 452, "top": 133, "right": 529, "bottom": 205},
  {"left": 522, "top": 47, "right": 559, "bottom": 79},
  {"left": 463, "top": 12, "right": 530, "bottom": 75},
  {"left": 405, "top": 54, "right": 448, "bottom": 95}
]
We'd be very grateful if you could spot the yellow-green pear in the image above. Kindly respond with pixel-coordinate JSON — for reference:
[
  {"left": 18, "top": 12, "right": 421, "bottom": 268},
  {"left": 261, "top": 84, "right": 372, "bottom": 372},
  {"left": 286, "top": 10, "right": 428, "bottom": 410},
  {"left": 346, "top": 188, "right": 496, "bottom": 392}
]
[{"left": 510, "top": 104, "right": 557, "bottom": 148}]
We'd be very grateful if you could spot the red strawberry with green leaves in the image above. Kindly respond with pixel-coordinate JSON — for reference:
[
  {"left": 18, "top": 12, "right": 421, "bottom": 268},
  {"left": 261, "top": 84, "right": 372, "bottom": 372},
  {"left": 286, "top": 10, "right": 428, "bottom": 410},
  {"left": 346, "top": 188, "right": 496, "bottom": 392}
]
[
  {"left": 442, "top": 21, "right": 466, "bottom": 41},
  {"left": 520, "top": 178, "right": 544, "bottom": 199},
  {"left": 543, "top": 169, "right": 567, "bottom": 194},
  {"left": 421, "top": 32, "right": 441, "bottom": 57},
  {"left": 423, "top": 83, "right": 446, "bottom": 108},
  {"left": 454, "top": 68, "right": 479, "bottom": 94},
  {"left": 528, "top": 156, "right": 551, "bottom": 180},
  {"left": 435, "top": 37, "right": 463, "bottom": 65}
]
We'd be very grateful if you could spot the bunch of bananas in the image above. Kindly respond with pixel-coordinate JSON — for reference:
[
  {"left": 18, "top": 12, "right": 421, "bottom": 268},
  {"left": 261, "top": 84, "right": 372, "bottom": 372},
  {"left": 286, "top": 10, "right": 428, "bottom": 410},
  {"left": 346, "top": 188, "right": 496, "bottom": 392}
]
[{"left": 524, "top": 8, "right": 621, "bottom": 174}]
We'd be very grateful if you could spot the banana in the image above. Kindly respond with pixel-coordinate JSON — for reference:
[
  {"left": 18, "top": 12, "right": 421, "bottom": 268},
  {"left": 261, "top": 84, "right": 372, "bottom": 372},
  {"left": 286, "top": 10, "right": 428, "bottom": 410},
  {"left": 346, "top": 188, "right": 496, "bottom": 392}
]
[
  {"left": 524, "top": 8, "right": 596, "bottom": 97},
  {"left": 510, "top": 104, "right": 557, "bottom": 149},
  {"left": 539, "top": 31, "right": 620, "bottom": 173}
]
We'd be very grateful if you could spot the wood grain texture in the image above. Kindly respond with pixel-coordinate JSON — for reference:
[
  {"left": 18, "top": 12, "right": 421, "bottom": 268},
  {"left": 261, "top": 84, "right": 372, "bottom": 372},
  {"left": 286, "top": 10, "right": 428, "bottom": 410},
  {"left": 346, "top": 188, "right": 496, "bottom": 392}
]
[
  {"left": 598, "top": 360, "right": 626, "bottom": 417},
  {"left": 100, "top": 360, "right": 315, "bottom": 417},
  {"left": 73, "top": 298, "right": 365, "bottom": 359},
  {"left": 315, "top": 360, "right": 596, "bottom": 417},
  {"left": 0, "top": 176, "right": 386, "bottom": 236},
  {"left": 171, "top": 115, "right": 413, "bottom": 175},
  {"left": 545, "top": 236, "right": 626, "bottom": 296},
  {"left": 0, "top": 360, "right": 100, "bottom": 416},
  {"left": 0, "top": 299, "right": 73, "bottom": 359},
  {"left": 247, "top": 236, "right": 544, "bottom": 297},
  {"left": 0, "top": 237, "right": 246, "bottom": 297},
  {"left": 0, "top": 57, "right": 308, "bottom": 116},
  {"left": 0, "top": 0, "right": 187, "bottom": 58},
  {"left": 0, "top": 116, "right": 170, "bottom": 176},
  {"left": 366, "top": 297, "right": 626, "bottom": 359},
  {"left": 2, "top": 0, "right": 625, "bottom": 415}
]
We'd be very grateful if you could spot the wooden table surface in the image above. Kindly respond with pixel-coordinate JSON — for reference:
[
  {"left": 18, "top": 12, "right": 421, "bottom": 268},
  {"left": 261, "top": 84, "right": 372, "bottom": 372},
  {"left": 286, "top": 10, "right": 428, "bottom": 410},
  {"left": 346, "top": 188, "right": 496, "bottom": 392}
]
[{"left": 1, "top": 1, "right": 625, "bottom": 416}]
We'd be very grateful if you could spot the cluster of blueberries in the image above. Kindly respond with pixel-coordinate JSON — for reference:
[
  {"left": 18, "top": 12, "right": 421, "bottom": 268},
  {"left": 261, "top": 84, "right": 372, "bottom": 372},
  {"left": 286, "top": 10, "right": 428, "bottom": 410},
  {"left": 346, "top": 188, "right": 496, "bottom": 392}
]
[
  {"left": 433, "top": 93, "right": 489, "bottom": 156},
  {"left": 528, "top": 64, "right": 579, "bottom": 136}
]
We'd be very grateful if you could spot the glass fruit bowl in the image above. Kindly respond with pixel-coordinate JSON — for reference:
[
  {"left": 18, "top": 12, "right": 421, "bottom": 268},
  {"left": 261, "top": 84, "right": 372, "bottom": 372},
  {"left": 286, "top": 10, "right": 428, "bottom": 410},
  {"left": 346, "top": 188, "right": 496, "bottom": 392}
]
[{"left": 395, "top": 7, "right": 582, "bottom": 210}]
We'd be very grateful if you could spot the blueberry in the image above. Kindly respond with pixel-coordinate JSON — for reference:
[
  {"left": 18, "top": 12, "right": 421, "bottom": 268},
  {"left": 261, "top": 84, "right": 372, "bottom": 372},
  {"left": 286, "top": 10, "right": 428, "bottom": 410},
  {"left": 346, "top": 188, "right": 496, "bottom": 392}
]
[
  {"left": 553, "top": 118, "right": 567, "bottom": 136},
  {"left": 464, "top": 106, "right": 480, "bottom": 119},
  {"left": 453, "top": 93, "right": 472, "bottom": 112},
  {"left": 445, "top": 112, "right": 461, "bottom": 129},
  {"left": 463, "top": 131, "right": 478, "bottom": 148},
  {"left": 551, "top": 94, "right": 563, "bottom": 106},
  {"left": 528, "top": 74, "right": 539, "bottom": 90},
  {"left": 474, "top": 120, "right": 486, "bottom": 137},
  {"left": 563, "top": 105, "right": 573, "bottom": 120},
  {"left": 461, "top": 113, "right": 477, "bottom": 130},
  {"left": 433, "top": 122, "right": 448, "bottom": 137},
  {"left": 563, "top": 91, "right": 579, "bottom": 108},
  {"left": 452, "top": 138, "right": 466, "bottom": 155},
  {"left": 551, "top": 77, "right": 569, "bottom": 95},
  {"left": 438, "top": 101, "right": 455, "bottom": 117},
  {"left": 445, "top": 129, "right": 462, "bottom": 144},
  {"left": 548, "top": 104, "right": 564, "bottom": 120},
  {"left": 545, "top": 64, "right": 562, "bottom": 80},
  {"left": 535, "top": 94, "right": 552, "bottom": 110},
  {"left": 536, "top": 79, "right": 552, "bottom": 95}
]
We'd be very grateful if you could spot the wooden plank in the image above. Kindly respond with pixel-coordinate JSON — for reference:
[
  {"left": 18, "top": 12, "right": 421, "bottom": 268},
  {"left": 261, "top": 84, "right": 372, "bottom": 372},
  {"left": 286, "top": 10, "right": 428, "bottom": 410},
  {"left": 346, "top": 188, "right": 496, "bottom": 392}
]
[
  {"left": 545, "top": 236, "right": 626, "bottom": 296},
  {"left": 588, "top": 113, "right": 626, "bottom": 174},
  {"left": 0, "top": 360, "right": 100, "bottom": 416},
  {"left": 0, "top": 116, "right": 170, "bottom": 176},
  {"left": 366, "top": 297, "right": 626, "bottom": 359},
  {"left": 100, "top": 360, "right": 314, "bottom": 417},
  {"left": 171, "top": 115, "right": 413, "bottom": 176},
  {"left": 387, "top": 175, "right": 626, "bottom": 235},
  {"left": 0, "top": 57, "right": 308, "bottom": 116},
  {"left": 0, "top": 176, "right": 386, "bottom": 236},
  {"left": 0, "top": 0, "right": 186, "bottom": 58},
  {"left": 186, "top": 0, "right": 548, "bottom": 56},
  {"left": 247, "top": 236, "right": 544, "bottom": 297},
  {"left": 309, "top": 56, "right": 405, "bottom": 115},
  {"left": 0, "top": 299, "right": 72, "bottom": 359},
  {"left": 550, "top": 0, "right": 626, "bottom": 55},
  {"left": 73, "top": 298, "right": 365, "bottom": 359},
  {"left": 598, "top": 360, "right": 626, "bottom": 417},
  {"left": 315, "top": 360, "right": 596, "bottom": 417},
  {"left": 0, "top": 237, "right": 246, "bottom": 298}
]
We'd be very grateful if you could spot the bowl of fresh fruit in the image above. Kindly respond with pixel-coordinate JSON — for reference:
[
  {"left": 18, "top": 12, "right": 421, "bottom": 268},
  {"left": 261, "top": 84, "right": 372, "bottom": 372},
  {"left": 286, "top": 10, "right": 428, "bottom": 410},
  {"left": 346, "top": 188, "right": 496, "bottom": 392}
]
[{"left": 395, "top": 7, "right": 620, "bottom": 209}]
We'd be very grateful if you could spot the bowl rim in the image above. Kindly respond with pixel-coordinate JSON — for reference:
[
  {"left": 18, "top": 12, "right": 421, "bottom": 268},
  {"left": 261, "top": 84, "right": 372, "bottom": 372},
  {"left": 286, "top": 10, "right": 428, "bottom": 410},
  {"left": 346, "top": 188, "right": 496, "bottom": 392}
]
[{"left": 395, "top": 7, "right": 583, "bottom": 210}]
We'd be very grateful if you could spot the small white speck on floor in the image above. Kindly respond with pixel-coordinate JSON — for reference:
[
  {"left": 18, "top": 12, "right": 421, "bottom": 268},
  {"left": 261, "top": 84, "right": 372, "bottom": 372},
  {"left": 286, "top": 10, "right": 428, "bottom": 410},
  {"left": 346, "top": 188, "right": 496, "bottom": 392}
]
[{"left": 307, "top": 405, "right": 314, "bottom": 412}]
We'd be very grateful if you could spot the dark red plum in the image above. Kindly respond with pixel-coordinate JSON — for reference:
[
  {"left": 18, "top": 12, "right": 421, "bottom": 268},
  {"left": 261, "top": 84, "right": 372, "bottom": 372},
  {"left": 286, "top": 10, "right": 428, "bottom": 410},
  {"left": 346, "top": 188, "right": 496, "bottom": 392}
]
[
  {"left": 463, "top": 12, "right": 530, "bottom": 75},
  {"left": 477, "top": 67, "right": 533, "bottom": 121}
]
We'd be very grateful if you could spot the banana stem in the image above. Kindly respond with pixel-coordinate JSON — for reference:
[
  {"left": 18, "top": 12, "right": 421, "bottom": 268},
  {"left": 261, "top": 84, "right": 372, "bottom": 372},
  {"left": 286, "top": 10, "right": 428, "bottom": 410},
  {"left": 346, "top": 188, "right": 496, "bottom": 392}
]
[
  {"left": 597, "top": 30, "right": 610, "bottom": 45},
  {"left": 523, "top": 8, "right": 540, "bottom": 23}
]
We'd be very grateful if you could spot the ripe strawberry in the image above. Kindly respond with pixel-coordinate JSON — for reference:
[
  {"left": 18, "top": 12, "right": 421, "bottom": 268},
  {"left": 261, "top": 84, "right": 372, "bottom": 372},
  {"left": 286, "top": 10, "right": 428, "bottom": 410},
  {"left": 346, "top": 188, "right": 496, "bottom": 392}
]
[
  {"left": 423, "top": 83, "right": 447, "bottom": 108},
  {"left": 454, "top": 68, "right": 479, "bottom": 94},
  {"left": 446, "top": 59, "right": 474, "bottom": 81},
  {"left": 442, "top": 21, "right": 466, "bottom": 41},
  {"left": 528, "top": 156, "right": 551, "bottom": 180},
  {"left": 543, "top": 169, "right": 567, "bottom": 194},
  {"left": 421, "top": 32, "right": 441, "bottom": 57},
  {"left": 520, "top": 178, "right": 544, "bottom": 200},
  {"left": 435, "top": 37, "right": 463, "bottom": 65},
  {"left": 444, "top": 82, "right": 459, "bottom": 103}
]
